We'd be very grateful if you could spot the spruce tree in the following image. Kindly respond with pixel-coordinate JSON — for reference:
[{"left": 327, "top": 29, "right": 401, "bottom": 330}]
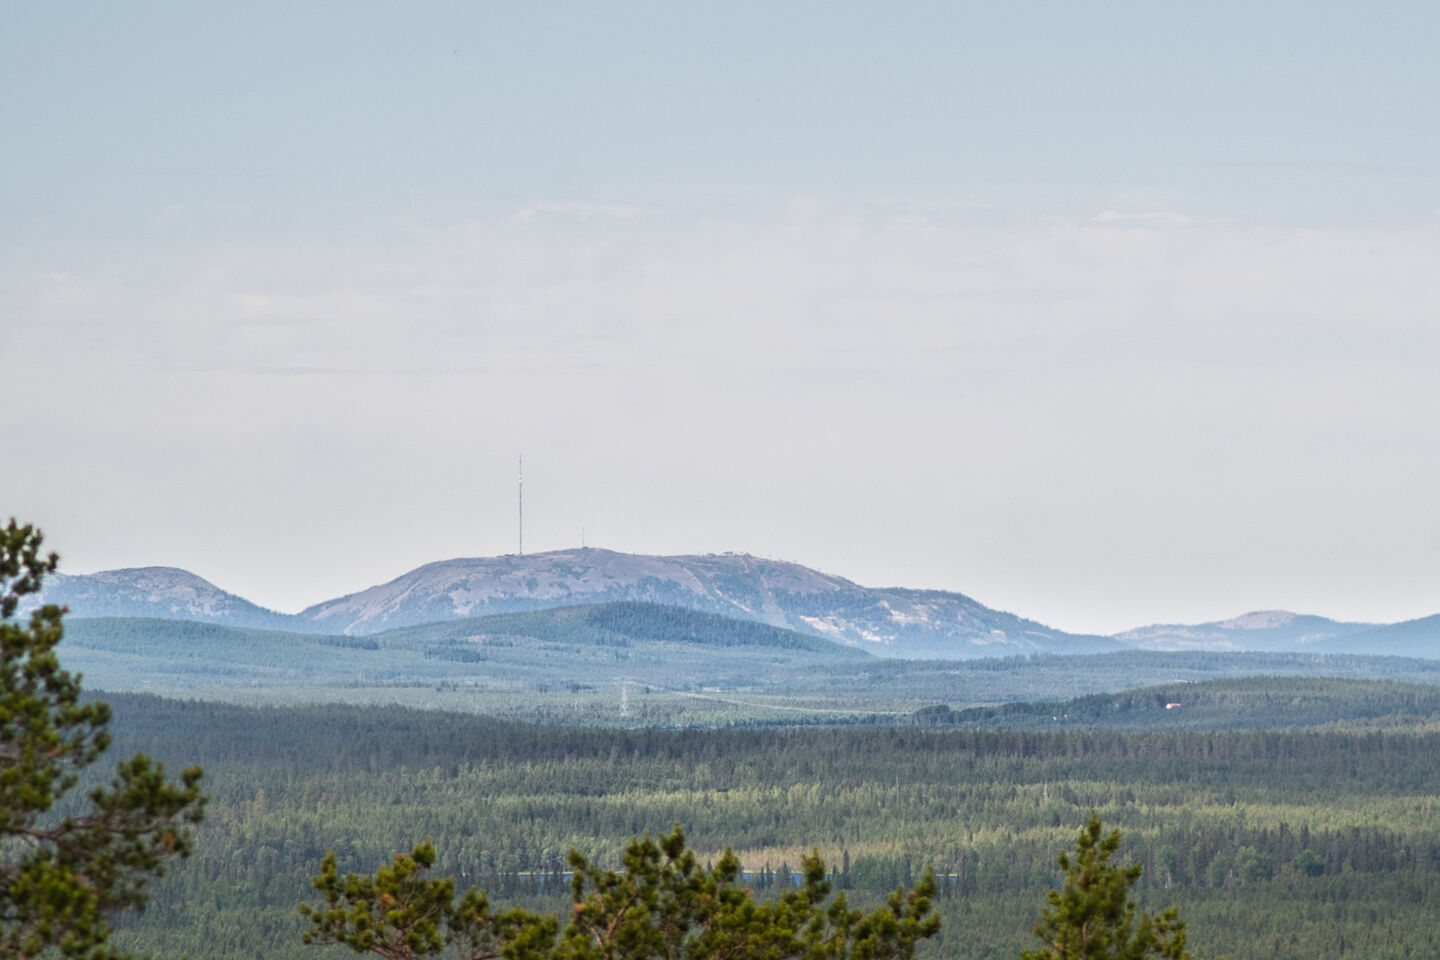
[
  {"left": 1022, "top": 813, "right": 1206, "bottom": 960},
  {"left": 0, "top": 520, "right": 205, "bottom": 959}
]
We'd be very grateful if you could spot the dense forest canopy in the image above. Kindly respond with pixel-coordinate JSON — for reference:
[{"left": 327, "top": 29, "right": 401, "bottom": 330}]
[{"left": 93, "top": 694, "right": 1440, "bottom": 960}]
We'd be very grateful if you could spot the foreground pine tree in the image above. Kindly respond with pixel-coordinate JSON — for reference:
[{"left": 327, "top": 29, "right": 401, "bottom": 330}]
[
  {"left": 300, "top": 825, "right": 939, "bottom": 960},
  {"left": 0, "top": 520, "right": 206, "bottom": 959},
  {"left": 1023, "top": 813, "right": 1209, "bottom": 960}
]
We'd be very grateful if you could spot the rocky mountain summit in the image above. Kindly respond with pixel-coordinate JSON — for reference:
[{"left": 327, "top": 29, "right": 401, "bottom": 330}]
[
  {"left": 1114, "top": 610, "right": 1377, "bottom": 652},
  {"left": 1115, "top": 608, "right": 1440, "bottom": 658},
  {"left": 296, "top": 548, "right": 1121, "bottom": 657},
  {"left": 42, "top": 567, "right": 294, "bottom": 630}
]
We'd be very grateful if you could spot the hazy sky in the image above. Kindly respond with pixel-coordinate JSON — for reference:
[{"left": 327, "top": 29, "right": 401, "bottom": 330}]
[{"left": 4, "top": 2, "right": 1439, "bottom": 634}]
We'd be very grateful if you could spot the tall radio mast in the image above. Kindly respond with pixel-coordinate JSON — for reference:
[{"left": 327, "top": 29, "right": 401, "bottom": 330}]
[{"left": 517, "top": 455, "right": 524, "bottom": 556}]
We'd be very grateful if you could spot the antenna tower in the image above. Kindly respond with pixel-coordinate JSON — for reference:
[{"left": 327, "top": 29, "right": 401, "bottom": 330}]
[{"left": 517, "top": 454, "right": 524, "bottom": 556}]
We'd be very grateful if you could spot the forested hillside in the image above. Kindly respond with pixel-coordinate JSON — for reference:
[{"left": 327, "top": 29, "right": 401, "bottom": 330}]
[
  {"left": 100, "top": 694, "right": 1440, "bottom": 960},
  {"left": 60, "top": 612, "right": 1440, "bottom": 726},
  {"left": 917, "top": 675, "right": 1440, "bottom": 729}
]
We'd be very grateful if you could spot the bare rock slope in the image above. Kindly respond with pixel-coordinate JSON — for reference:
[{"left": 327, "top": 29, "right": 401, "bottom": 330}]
[
  {"left": 297, "top": 548, "right": 1120, "bottom": 657},
  {"left": 43, "top": 567, "right": 294, "bottom": 630}
]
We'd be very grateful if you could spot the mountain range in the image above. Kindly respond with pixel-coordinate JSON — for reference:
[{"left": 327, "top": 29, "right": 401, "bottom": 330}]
[
  {"left": 39, "top": 549, "right": 1440, "bottom": 659},
  {"left": 296, "top": 549, "right": 1123, "bottom": 657},
  {"left": 1113, "top": 610, "right": 1379, "bottom": 652}
]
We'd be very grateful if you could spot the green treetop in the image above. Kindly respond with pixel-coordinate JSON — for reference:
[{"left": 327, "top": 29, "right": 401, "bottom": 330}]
[
  {"left": 301, "top": 825, "right": 939, "bottom": 960},
  {"left": 1023, "top": 813, "right": 1210, "bottom": 960}
]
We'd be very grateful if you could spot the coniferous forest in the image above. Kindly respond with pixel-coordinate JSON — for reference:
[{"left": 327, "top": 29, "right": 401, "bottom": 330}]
[{"left": 99, "top": 693, "right": 1440, "bottom": 960}]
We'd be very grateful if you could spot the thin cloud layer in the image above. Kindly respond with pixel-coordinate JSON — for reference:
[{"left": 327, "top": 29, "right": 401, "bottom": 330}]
[{"left": 4, "top": 192, "right": 1438, "bottom": 633}]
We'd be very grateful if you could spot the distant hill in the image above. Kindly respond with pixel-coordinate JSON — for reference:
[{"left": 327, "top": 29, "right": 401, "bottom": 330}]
[
  {"left": 296, "top": 548, "right": 1121, "bottom": 657},
  {"left": 915, "top": 675, "right": 1440, "bottom": 730},
  {"left": 375, "top": 601, "right": 871, "bottom": 660},
  {"left": 41, "top": 567, "right": 296, "bottom": 630},
  {"left": 1302, "top": 614, "right": 1440, "bottom": 658},
  {"left": 57, "top": 602, "right": 870, "bottom": 719},
  {"left": 60, "top": 609, "right": 1440, "bottom": 726},
  {"left": 1113, "top": 610, "right": 1378, "bottom": 652}
]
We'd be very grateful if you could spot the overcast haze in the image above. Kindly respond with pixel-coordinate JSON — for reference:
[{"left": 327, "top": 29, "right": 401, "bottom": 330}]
[{"left": 4, "top": 2, "right": 1440, "bottom": 634}]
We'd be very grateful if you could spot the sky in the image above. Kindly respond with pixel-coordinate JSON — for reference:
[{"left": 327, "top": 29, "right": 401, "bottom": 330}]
[{"left": 3, "top": 2, "right": 1439, "bottom": 634}]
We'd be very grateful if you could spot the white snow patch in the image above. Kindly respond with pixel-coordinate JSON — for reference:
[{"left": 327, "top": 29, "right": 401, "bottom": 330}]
[{"left": 799, "top": 616, "right": 847, "bottom": 639}]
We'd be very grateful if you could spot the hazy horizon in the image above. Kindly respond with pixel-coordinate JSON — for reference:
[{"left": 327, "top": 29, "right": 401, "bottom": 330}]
[{"left": 5, "top": 3, "right": 1439, "bottom": 635}]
